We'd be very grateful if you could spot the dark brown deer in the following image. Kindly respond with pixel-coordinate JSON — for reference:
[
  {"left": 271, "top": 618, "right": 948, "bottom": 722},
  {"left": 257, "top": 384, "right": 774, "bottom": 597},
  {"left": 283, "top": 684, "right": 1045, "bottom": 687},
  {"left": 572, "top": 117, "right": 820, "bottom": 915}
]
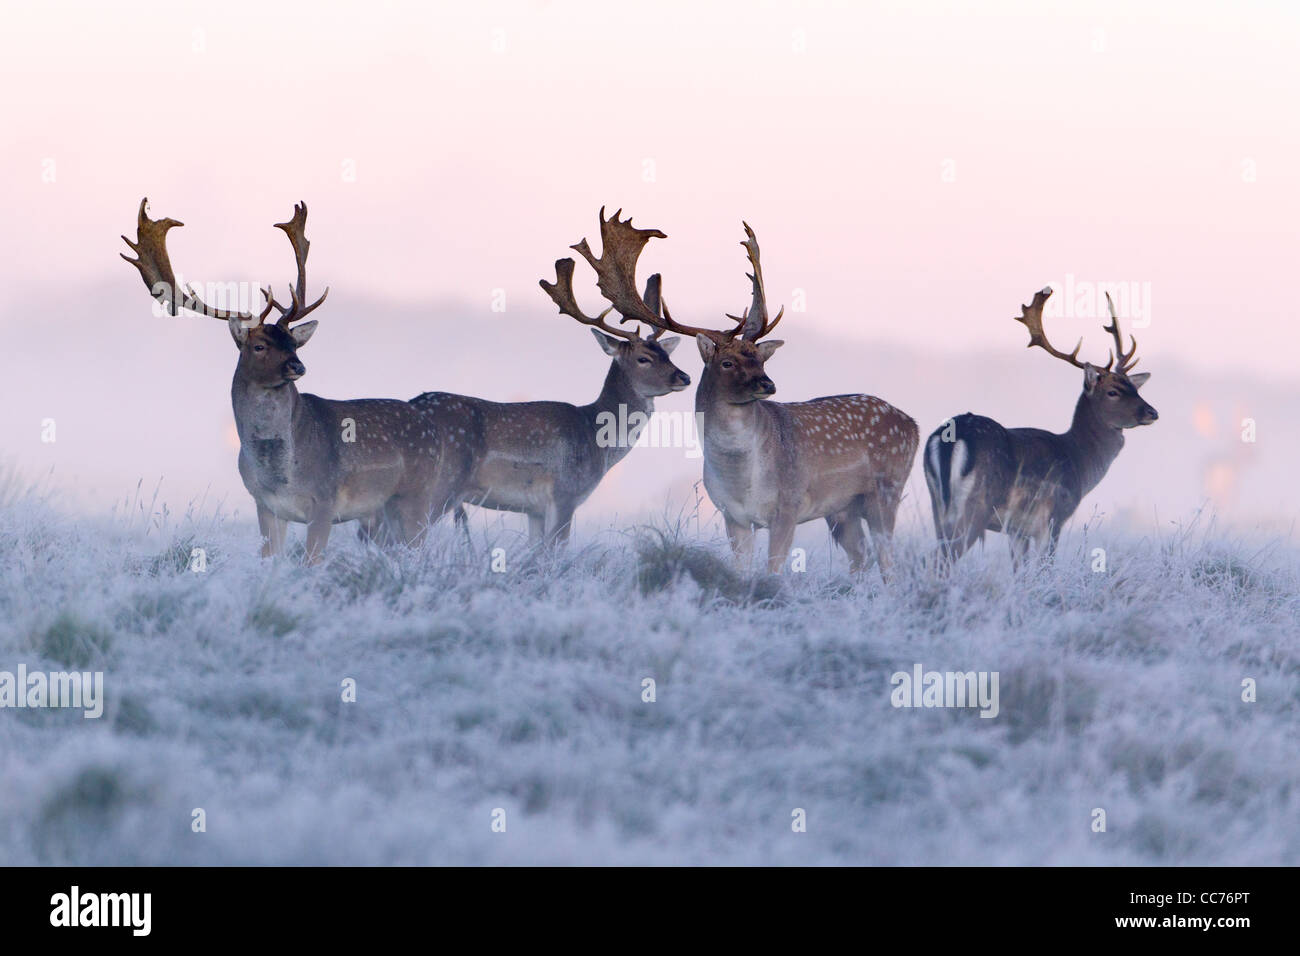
[
  {"left": 410, "top": 245, "right": 690, "bottom": 543},
  {"left": 923, "top": 287, "right": 1158, "bottom": 563},
  {"left": 121, "top": 198, "right": 475, "bottom": 562},
  {"left": 558, "top": 210, "right": 918, "bottom": 579}
]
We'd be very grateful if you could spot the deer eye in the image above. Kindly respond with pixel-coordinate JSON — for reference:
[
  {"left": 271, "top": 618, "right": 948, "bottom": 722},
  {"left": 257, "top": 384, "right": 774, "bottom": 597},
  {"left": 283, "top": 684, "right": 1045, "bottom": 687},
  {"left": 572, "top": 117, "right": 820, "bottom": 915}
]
[
  {"left": 253, "top": 344, "right": 266, "bottom": 353},
  {"left": 721, "top": 360, "right": 734, "bottom": 369},
  {"left": 637, "top": 356, "right": 650, "bottom": 364},
  {"left": 1106, "top": 389, "right": 1119, "bottom": 398}
]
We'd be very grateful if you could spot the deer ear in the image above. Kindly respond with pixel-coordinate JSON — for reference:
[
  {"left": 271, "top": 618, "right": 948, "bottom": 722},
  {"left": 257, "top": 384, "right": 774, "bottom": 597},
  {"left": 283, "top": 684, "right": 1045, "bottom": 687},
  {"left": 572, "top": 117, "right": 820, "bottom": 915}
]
[
  {"left": 1128, "top": 372, "right": 1151, "bottom": 389},
  {"left": 756, "top": 339, "right": 784, "bottom": 361},
  {"left": 590, "top": 328, "right": 622, "bottom": 356},
  {"left": 658, "top": 336, "right": 681, "bottom": 355},
  {"left": 696, "top": 334, "right": 717, "bottom": 363},
  {"left": 1083, "top": 364, "right": 1101, "bottom": 392},
  {"left": 228, "top": 315, "right": 250, "bottom": 347},
  {"left": 289, "top": 320, "right": 318, "bottom": 347}
]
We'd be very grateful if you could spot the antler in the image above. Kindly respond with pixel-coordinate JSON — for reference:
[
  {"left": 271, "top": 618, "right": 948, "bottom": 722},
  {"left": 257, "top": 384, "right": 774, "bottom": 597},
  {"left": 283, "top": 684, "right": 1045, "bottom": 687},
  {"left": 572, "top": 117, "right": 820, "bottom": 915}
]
[
  {"left": 540, "top": 208, "right": 737, "bottom": 345},
  {"left": 121, "top": 198, "right": 272, "bottom": 323},
  {"left": 1102, "top": 292, "right": 1139, "bottom": 373},
  {"left": 726, "top": 222, "right": 784, "bottom": 341},
  {"left": 544, "top": 209, "right": 792, "bottom": 347},
  {"left": 1015, "top": 287, "right": 1142, "bottom": 375},
  {"left": 121, "top": 198, "right": 328, "bottom": 329},
  {"left": 641, "top": 272, "right": 666, "bottom": 340},
  {"left": 1014, "top": 287, "right": 1089, "bottom": 369},
  {"left": 539, "top": 257, "right": 640, "bottom": 341},
  {"left": 265, "top": 202, "right": 329, "bottom": 328}
]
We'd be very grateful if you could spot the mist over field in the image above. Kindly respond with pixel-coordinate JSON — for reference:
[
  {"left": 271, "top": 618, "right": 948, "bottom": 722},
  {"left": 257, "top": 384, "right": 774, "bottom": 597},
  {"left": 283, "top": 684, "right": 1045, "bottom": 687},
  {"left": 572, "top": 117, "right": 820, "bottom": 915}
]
[{"left": 1, "top": 481, "right": 1297, "bottom": 865}]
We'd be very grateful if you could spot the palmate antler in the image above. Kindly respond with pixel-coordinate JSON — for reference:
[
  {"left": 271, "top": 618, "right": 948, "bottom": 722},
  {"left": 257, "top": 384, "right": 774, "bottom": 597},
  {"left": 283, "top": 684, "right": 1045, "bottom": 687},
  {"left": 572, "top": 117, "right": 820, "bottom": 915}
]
[
  {"left": 545, "top": 209, "right": 789, "bottom": 346},
  {"left": 1015, "top": 286, "right": 1141, "bottom": 373},
  {"left": 541, "top": 207, "right": 681, "bottom": 342},
  {"left": 121, "top": 198, "right": 328, "bottom": 329},
  {"left": 540, "top": 254, "right": 646, "bottom": 342}
]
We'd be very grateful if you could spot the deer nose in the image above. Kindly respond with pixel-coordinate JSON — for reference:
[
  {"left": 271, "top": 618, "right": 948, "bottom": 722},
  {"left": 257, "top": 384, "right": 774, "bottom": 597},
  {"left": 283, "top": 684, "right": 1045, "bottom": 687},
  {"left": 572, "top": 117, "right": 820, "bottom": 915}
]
[
  {"left": 674, "top": 371, "right": 691, "bottom": 387},
  {"left": 285, "top": 359, "right": 306, "bottom": 379},
  {"left": 756, "top": 378, "right": 776, "bottom": 396},
  {"left": 1144, "top": 406, "right": 1158, "bottom": 422}
]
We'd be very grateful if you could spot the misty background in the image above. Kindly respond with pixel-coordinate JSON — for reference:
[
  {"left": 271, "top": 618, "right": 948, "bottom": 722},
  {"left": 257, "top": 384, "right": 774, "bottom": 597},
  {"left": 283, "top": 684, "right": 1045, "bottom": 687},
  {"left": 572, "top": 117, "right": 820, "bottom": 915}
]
[{"left": 2, "top": 281, "right": 1295, "bottom": 538}]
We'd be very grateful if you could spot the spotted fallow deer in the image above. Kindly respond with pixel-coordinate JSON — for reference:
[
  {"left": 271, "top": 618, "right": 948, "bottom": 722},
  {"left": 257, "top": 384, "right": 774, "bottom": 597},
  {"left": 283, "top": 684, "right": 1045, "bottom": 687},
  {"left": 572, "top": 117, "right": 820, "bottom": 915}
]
[
  {"left": 923, "top": 287, "right": 1158, "bottom": 563},
  {"left": 121, "top": 199, "right": 475, "bottom": 562},
  {"left": 564, "top": 210, "right": 918, "bottom": 579},
  {"left": 411, "top": 220, "right": 690, "bottom": 543}
]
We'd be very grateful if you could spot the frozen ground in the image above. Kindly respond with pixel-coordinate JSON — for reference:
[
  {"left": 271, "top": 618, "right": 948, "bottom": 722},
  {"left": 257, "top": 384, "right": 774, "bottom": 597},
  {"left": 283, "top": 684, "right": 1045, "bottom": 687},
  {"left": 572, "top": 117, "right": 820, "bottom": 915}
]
[{"left": 0, "top": 482, "right": 1297, "bottom": 865}]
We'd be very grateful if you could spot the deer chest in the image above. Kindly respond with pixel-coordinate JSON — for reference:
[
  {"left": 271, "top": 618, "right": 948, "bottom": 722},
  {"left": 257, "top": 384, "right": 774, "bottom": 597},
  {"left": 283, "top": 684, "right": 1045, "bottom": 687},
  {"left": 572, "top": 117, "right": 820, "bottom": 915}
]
[
  {"left": 238, "top": 441, "right": 316, "bottom": 522},
  {"left": 244, "top": 438, "right": 292, "bottom": 488},
  {"left": 703, "top": 452, "right": 779, "bottom": 526}
]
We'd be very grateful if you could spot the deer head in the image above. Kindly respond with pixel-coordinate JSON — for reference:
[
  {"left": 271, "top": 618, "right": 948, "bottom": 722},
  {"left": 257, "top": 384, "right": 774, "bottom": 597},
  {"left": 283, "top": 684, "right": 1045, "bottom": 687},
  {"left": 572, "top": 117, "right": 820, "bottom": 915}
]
[
  {"left": 559, "top": 214, "right": 788, "bottom": 404},
  {"left": 540, "top": 210, "right": 691, "bottom": 398},
  {"left": 121, "top": 198, "right": 329, "bottom": 388},
  {"left": 1015, "top": 287, "right": 1158, "bottom": 429},
  {"left": 686, "top": 222, "right": 786, "bottom": 404}
]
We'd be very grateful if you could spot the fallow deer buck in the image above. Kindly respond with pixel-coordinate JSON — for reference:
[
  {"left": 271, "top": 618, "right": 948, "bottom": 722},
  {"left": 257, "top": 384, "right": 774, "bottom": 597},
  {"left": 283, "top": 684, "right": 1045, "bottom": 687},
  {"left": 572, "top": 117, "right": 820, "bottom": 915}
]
[
  {"left": 923, "top": 287, "right": 1158, "bottom": 564},
  {"left": 410, "top": 215, "right": 690, "bottom": 543},
  {"left": 565, "top": 210, "right": 918, "bottom": 579},
  {"left": 121, "top": 198, "right": 475, "bottom": 562}
]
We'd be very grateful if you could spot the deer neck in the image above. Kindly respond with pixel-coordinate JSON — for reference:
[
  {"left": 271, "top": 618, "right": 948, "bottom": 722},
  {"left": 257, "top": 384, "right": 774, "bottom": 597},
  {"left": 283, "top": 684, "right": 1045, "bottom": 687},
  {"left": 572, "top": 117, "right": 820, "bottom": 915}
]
[
  {"left": 585, "top": 361, "right": 654, "bottom": 469},
  {"left": 1065, "top": 391, "right": 1125, "bottom": 495},
  {"left": 231, "top": 370, "right": 303, "bottom": 449},
  {"left": 695, "top": 370, "right": 765, "bottom": 454}
]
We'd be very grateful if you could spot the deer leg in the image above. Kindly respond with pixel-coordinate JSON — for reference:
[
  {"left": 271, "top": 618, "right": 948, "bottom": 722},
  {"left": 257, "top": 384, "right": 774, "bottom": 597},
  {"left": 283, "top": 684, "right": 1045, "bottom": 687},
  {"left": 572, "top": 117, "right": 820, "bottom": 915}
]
[
  {"left": 724, "top": 516, "right": 755, "bottom": 570},
  {"left": 862, "top": 483, "right": 901, "bottom": 583},
  {"left": 1008, "top": 532, "right": 1033, "bottom": 570},
  {"left": 927, "top": 490, "right": 947, "bottom": 553},
  {"left": 257, "top": 502, "right": 288, "bottom": 558},
  {"left": 546, "top": 502, "right": 576, "bottom": 546},
  {"left": 390, "top": 497, "right": 434, "bottom": 548},
  {"left": 358, "top": 511, "right": 395, "bottom": 546},
  {"left": 958, "top": 523, "right": 987, "bottom": 558},
  {"left": 421, "top": 471, "right": 468, "bottom": 533},
  {"left": 356, "top": 515, "right": 378, "bottom": 544},
  {"left": 766, "top": 513, "right": 798, "bottom": 575},
  {"left": 926, "top": 491, "right": 963, "bottom": 571},
  {"left": 453, "top": 505, "right": 473, "bottom": 548},
  {"left": 825, "top": 509, "right": 867, "bottom": 573},
  {"left": 527, "top": 513, "right": 545, "bottom": 542},
  {"left": 1044, "top": 521, "right": 1062, "bottom": 557},
  {"left": 304, "top": 511, "right": 333, "bottom": 565}
]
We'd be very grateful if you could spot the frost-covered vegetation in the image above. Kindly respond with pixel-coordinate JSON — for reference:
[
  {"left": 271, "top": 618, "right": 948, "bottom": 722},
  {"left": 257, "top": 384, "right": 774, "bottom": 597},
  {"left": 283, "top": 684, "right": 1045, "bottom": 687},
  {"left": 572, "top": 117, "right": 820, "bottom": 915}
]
[{"left": 1, "top": 483, "right": 1296, "bottom": 865}]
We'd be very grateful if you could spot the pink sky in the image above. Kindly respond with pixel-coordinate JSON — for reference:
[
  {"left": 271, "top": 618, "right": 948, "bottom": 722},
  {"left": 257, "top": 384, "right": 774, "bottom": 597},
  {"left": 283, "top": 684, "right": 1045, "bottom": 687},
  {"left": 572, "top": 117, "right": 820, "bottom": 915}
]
[
  {"left": 1, "top": 1, "right": 1297, "bottom": 526},
  {"left": 2, "top": 0, "right": 1297, "bottom": 376}
]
